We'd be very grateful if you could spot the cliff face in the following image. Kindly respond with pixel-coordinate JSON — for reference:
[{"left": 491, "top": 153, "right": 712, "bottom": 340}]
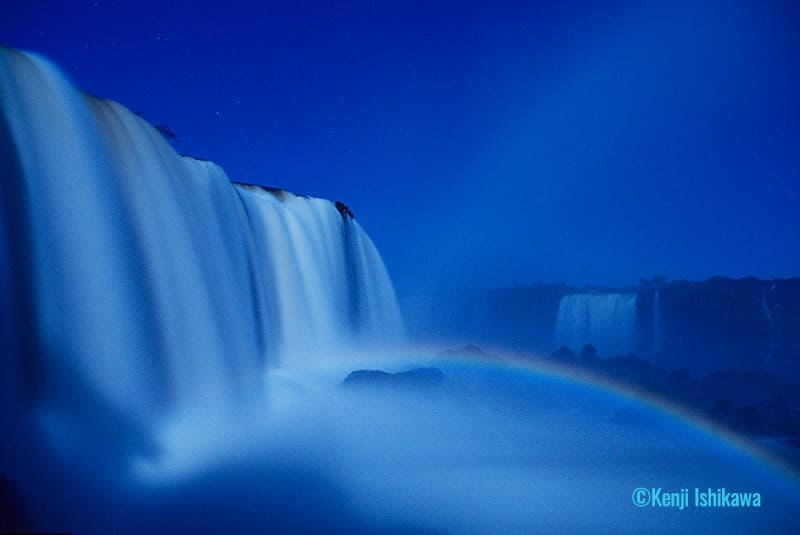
[
  {"left": 643, "top": 277, "right": 800, "bottom": 377},
  {"left": 402, "top": 277, "right": 800, "bottom": 378}
]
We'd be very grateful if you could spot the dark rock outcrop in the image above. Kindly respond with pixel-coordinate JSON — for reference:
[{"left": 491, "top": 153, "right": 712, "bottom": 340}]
[
  {"left": 335, "top": 201, "right": 354, "bottom": 220},
  {"left": 550, "top": 346, "right": 576, "bottom": 363},
  {"left": 579, "top": 344, "right": 599, "bottom": 364},
  {"left": 343, "top": 367, "right": 444, "bottom": 389}
]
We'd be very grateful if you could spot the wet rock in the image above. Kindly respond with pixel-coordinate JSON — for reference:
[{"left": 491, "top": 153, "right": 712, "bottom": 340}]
[
  {"left": 335, "top": 201, "right": 354, "bottom": 219},
  {"left": 343, "top": 367, "right": 444, "bottom": 388},
  {"left": 550, "top": 346, "right": 576, "bottom": 363}
]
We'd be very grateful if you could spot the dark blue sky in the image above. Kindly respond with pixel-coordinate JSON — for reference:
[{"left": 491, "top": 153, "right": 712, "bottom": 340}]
[{"left": 3, "top": 1, "right": 799, "bottom": 293}]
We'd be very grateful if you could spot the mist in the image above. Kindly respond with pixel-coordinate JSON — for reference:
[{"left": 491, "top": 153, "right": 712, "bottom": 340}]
[{"left": 10, "top": 353, "right": 800, "bottom": 533}]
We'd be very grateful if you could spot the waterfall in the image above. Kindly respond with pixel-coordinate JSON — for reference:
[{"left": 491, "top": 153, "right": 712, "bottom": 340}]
[
  {"left": 554, "top": 293, "right": 638, "bottom": 356},
  {"left": 0, "top": 48, "right": 403, "bottom": 430},
  {"left": 761, "top": 283, "right": 778, "bottom": 370},
  {"left": 653, "top": 291, "right": 662, "bottom": 354}
]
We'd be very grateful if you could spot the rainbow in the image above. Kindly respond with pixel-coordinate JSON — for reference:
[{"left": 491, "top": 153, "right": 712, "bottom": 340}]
[{"left": 349, "top": 343, "right": 800, "bottom": 494}]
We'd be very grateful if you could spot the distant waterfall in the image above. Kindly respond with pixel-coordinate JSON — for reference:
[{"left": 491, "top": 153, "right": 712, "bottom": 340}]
[
  {"left": 761, "top": 283, "right": 778, "bottom": 370},
  {"left": 0, "top": 49, "right": 403, "bottom": 428},
  {"left": 653, "top": 291, "right": 662, "bottom": 354},
  {"left": 554, "top": 293, "right": 638, "bottom": 356}
]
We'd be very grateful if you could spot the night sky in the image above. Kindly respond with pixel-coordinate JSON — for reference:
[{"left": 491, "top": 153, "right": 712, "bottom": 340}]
[{"left": 2, "top": 1, "right": 799, "bottom": 294}]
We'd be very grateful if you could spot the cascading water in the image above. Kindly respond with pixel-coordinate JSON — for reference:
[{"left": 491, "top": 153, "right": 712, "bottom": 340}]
[
  {"left": 653, "top": 290, "right": 662, "bottom": 354},
  {"left": 236, "top": 184, "right": 404, "bottom": 365},
  {"left": 554, "top": 293, "right": 637, "bottom": 356},
  {"left": 761, "top": 282, "right": 778, "bottom": 370},
  {"left": 0, "top": 48, "right": 403, "bottom": 437}
]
